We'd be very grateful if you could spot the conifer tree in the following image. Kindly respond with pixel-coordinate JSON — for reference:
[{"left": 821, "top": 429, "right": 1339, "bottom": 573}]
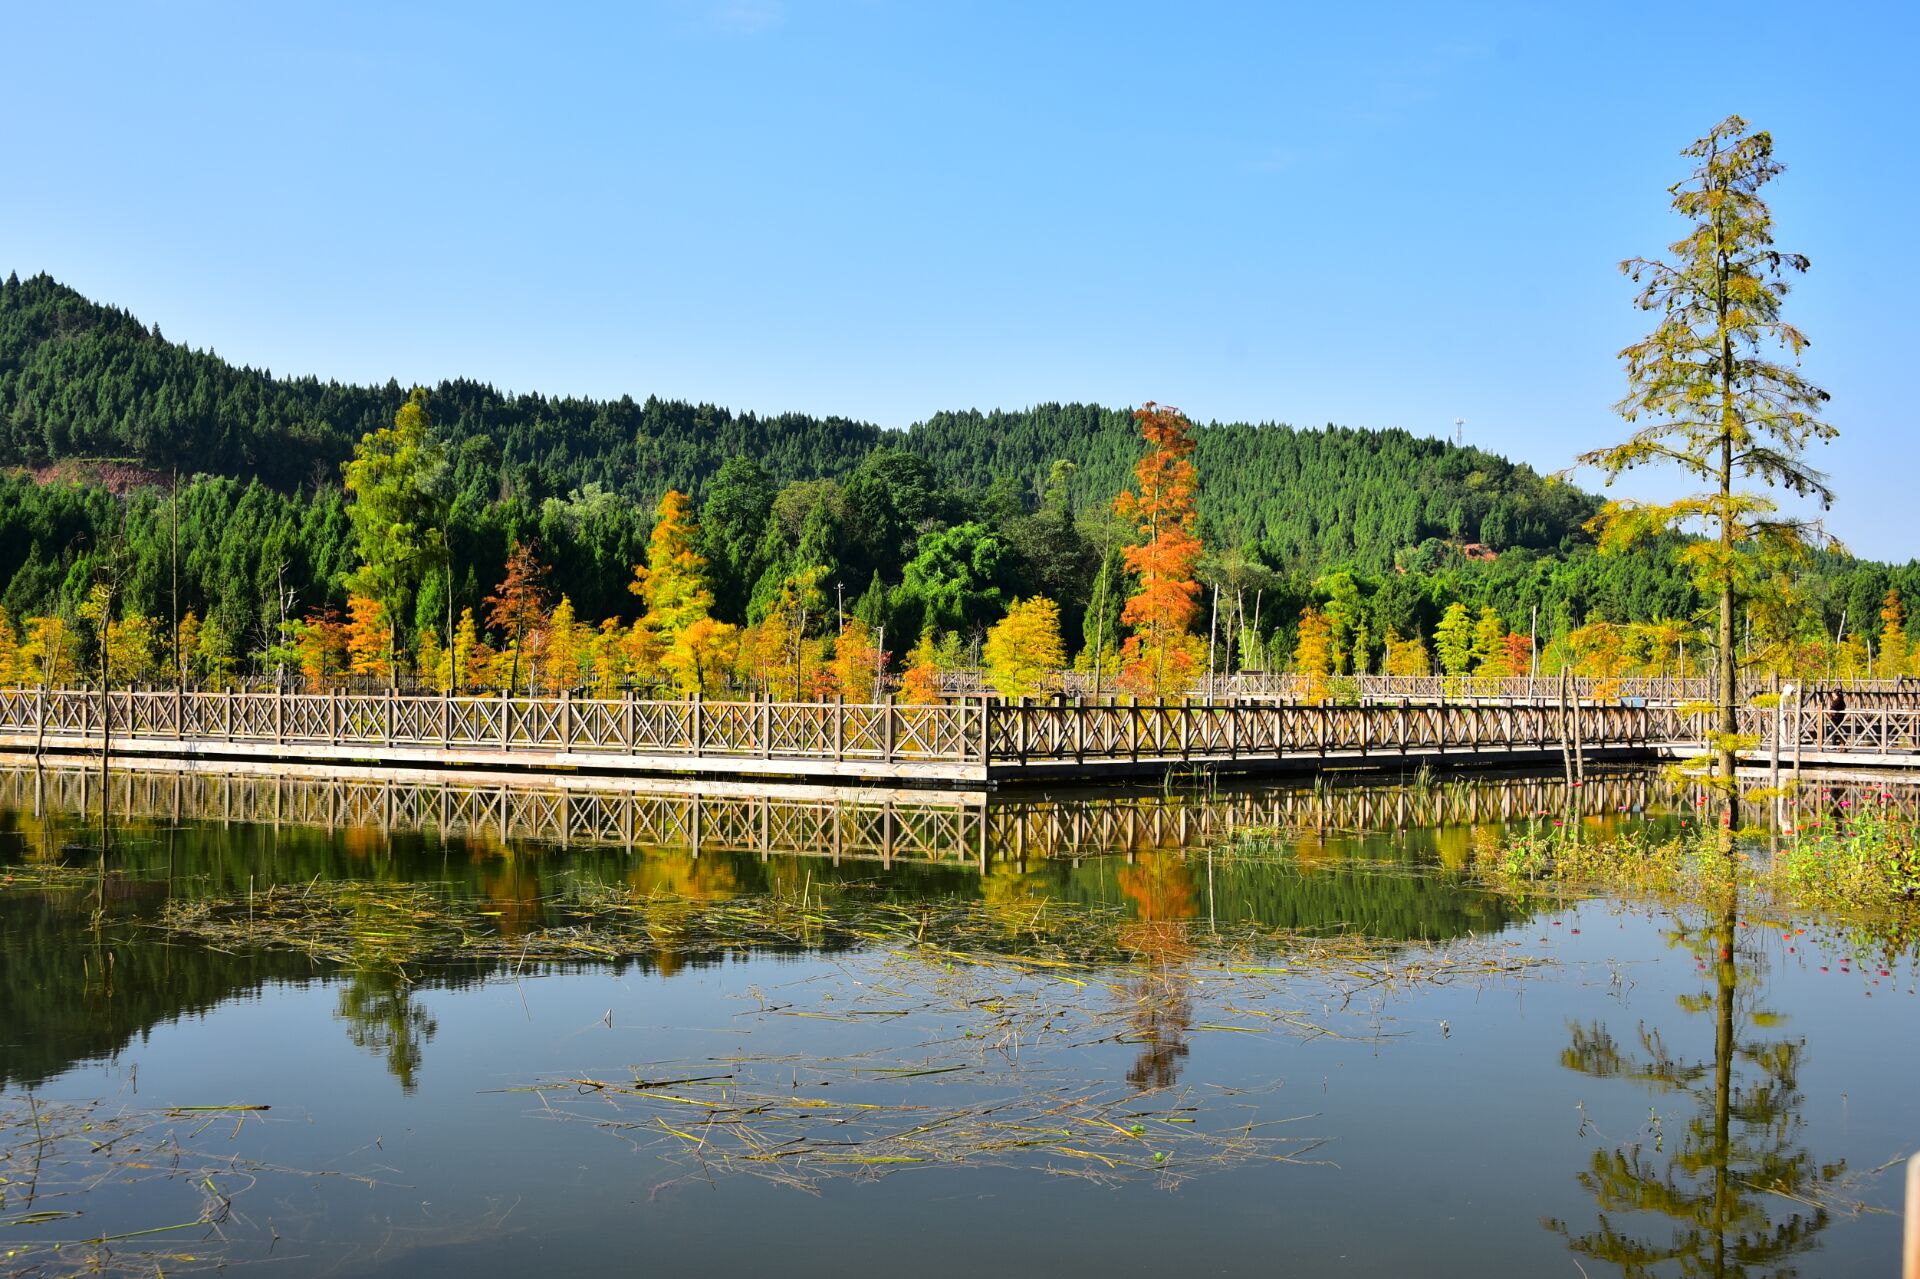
[
  {"left": 1578, "top": 116, "right": 1835, "bottom": 825},
  {"left": 984, "top": 596, "right": 1066, "bottom": 699},
  {"left": 1116, "top": 403, "right": 1205, "bottom": 697}
]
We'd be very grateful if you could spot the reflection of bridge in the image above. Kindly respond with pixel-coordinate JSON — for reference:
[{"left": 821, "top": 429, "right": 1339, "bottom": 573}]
[
  {"left": 0, "top": 761, "right": 1688, "bottom": 869},
  {"left": 5, "top": 688, "right": 1916, "bottom": 788}
]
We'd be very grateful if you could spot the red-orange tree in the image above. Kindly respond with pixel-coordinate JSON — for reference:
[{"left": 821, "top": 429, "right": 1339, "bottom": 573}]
[
  {"left": 1115, "top": 402, "right": 1205, "bottom": 697},
  {"left": 486, "top": 541, "right": 552, "bottom": 693}
]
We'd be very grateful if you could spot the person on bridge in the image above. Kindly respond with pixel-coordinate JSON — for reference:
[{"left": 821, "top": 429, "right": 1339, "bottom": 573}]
[{"left": 1825, "top": 689, "right": 1848, "bottom": 747}]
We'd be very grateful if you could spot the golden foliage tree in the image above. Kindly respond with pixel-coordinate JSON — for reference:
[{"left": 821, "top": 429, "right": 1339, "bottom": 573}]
[
  {"left": 1115, "top": 403, "right": 1205, "bottom": 698},
  {"left": 983, "top": 596, "right": 1065, "bottom": 699},
  {"left": 1383, "top": 628, "right": 1430, "bottom": 677},
  {"left": 1878, "top": 588, "right": 1910, "bottom": 676},
  {"left": 1577, "top": 116, "right": 1835, "bottom": 825},
  {"left": 344, "top": 594, "right": 393, "bottom": 680},
  {"left": 828, "top": 618, "right": 883, "bottom": 702},
  {"left": 633, "top": 490, "right": 738, "bottom": 695},
  {"left": 21, "top": 615, "right": 79, "bottom": 687},
  {"left": 1292, "top": 606, "right": 1334, "bottom": 703},
  {"left": 899, "top": 631, "right": 943, "bottom": 705},
  {"left": 0, "top": 607, "right": 19, "bottom": 687}
]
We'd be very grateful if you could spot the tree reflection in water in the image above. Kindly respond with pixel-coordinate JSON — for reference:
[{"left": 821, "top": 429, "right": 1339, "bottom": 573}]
[
  {"left": 1116, "top": 851, "right": 1198, "bottom": 1092},
  {"left": 1551, "top": 888, "right": 1840, "bottom": 1278},
  {"left": 335, "top": 966, "right": 438, "bottom": 1094}
]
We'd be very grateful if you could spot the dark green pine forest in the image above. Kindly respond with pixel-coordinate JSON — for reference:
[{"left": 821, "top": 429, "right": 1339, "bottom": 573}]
[{"left": 2, "top": 271, "right": 1912, "bottom": 673}]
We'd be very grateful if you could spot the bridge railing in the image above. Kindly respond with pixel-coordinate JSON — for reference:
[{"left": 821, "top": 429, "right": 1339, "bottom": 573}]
[
  {"left": 0, "top": 688, "right": 987, "bottom": 765},
  {"left": 1743, "top": 704, "right": 1920, "bottom": 754},
  {"left": 983, "top": 699, "right": 1679, "bottom": 764},
  {"left": 0, "top": 688, "right": 1691, "bottom": 770}
]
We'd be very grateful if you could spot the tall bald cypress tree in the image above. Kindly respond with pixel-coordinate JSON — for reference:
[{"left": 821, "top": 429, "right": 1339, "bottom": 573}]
[{"left": 1578, "top": 116, "right": 1835, "bottom": 828}]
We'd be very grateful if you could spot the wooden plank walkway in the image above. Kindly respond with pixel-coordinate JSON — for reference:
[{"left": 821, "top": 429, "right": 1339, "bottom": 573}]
[{"left": 0, "top": 688, "right": 1700, "bottom": 786}]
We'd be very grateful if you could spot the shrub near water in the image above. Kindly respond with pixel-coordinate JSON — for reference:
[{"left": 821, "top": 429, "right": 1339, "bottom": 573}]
[
  {"left": 1774, "top": 799, "right": 1920, "bottom": 911},
  {"left": 1475, "top": 802, "right": 1920, "bottom": 916}
]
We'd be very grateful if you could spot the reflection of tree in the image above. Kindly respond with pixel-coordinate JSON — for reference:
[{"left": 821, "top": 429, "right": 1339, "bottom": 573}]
[
  {"left": 336, "top": 966, "right": 438, "bottom": 1094},
  {"left": 1550, "top": 891, "right": 1838, "bottom": 1277},
  {"left": 1116, "top": 852, "right": 1196, "bottom": 1092}
]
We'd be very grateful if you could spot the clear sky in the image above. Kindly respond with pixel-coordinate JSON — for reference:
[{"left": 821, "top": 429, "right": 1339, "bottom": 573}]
[{"left": 3, "top": 1, "right": 1911, "bottom": 559}]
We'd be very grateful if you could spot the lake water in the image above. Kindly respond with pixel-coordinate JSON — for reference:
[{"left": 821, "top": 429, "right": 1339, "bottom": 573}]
[{"left": 2, "top": 763, "right": 1916, "bottom": 1278}]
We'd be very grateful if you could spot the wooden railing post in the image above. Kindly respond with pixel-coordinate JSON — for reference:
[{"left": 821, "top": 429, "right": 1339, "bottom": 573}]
[
  {"left": 500, "top": 689, "right": 510, "bottom": 750},
  {"left": 560, "top": 688, "right": 573, "bottom": 754},
  {"left": 882, "top": 694, "right": 896, "bottom": 761},
  {"left": 690, "top": 692, "right": 703, "bottom": 756},
  {"left": 833, "top": 696, "right": 844, "bottom": 762}
]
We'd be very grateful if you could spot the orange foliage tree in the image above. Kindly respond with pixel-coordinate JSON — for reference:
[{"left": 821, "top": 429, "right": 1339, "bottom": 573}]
[
  {"left": 1115, "top": 403, "right": 1205, "bottom": 698},
  {"left": 344, "top": 594, "right": 393, "bottom": 680},
  {"left": 486, "top": 541, "right": 552, "bottom": 693},
  {"left": 899, "top": 631, "right": 943, "bottom": 705}
]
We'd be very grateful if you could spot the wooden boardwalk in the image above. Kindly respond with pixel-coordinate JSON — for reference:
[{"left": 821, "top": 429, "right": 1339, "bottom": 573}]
[
  {"left": 2, "top": 687, "right": 1914, "bottom": 786},
  {"left": 0, "top": 688, "right": 1687, "bottom": 787}
]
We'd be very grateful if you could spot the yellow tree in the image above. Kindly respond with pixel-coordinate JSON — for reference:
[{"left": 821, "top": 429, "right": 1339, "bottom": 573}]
[
  {"left": 1383, "top": 628, "right": 1430, "bottom": 677},
  {"left": 632, "top": 490, "right": 736, "bottom": 695},
  {"left": 105, "top": 614, "right": 161, "bottom": 684},
  {"left": 0, "top": 607, "right": 18, "bottom": 687},
  {"left": 1578, "top": 116, "right": 1835, "bottom": 826},
  {"left": 983, "top": 597, "right": 1065, "bottom": 699},
  {"left": 588, "top": 618, "right": 627, "bottom": 696},
  {"left": 174, "top": 609, "right": 203, "bottom": 686},
  {"left": 1292, "top": 607, "right": 1334, "bottom": 704},
  {"left": 1878, "top": 588, "right": 1910, "bottom": 676},
  {"left": 543, "top": 596, "right": 591, "bottom": 692},
  {"left": 899, "top": 631, "right": 943, "bottom": 705},
  {"left": 670, "top": 617, "right": 740, "bottom": 696},
  {"left": 449, "top": 608, "right": 480, "bottom": 692},
  {"left": 415, "top": 629, "right": 446, "bottom": 693},
  {"left": 1434, "top": 603, "right": 1475, "bottom": 688},
  {"left": 1115, "top": 403, "right": 1205, "bottom": 698},
  {"left": 829, "top": 618, "right": 883, "bottom": 702},
  {"left": 21, "top": 616, "right": 80, "bottom": 687},
  {"left": 1471, "top": 607, "right": 1510, "bottom": 683}
]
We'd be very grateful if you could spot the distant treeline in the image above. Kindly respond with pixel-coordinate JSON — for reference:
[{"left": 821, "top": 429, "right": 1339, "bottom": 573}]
[{"left": 1, "top": 270, "right": 1915, "bottom": 681}]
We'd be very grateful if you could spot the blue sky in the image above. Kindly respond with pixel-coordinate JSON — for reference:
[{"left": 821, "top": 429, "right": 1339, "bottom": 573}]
[{"left": 3, "top": 1, "right": 1912, "bottom": 559}]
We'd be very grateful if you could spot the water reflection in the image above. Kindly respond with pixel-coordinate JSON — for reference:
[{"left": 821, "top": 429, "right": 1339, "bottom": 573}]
[{"left": 1551, "top": 888, "right": 1840, "bottom": 1277}]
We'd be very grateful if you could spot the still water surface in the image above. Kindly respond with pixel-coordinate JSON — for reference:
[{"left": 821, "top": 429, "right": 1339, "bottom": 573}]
[{"left": 2, "top": 765, "right": 1916, "bottom": 1277}]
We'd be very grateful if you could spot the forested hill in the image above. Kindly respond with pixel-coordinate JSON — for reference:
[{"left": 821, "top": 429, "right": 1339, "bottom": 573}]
[
  {"left": 0, "top": 273, "right": 886, "bottom": 497},
  {"left": 910, "top": 406, "right": 1594, "bottom": 569},
  {"left": 0, "top": 273, "right": 1590, "bottom": 572}
]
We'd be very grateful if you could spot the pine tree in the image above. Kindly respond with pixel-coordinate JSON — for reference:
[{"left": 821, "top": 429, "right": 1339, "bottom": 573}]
[{"left": 1578, "top": 116, "right": 1835, "bottom": 825}]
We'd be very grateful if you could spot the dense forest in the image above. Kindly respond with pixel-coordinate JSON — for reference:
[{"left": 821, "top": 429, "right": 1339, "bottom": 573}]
[{"left": 2, "top": 271, "right": 1915, "bottom": 690}]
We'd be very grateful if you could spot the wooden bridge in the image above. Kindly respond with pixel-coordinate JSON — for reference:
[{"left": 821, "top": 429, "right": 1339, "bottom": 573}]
[
  {"left": 0, "top": 687, "right": 1685, "bottom": 787},
  {"left": 1, "top": 687, "right": 1914, "bottom": 787}
]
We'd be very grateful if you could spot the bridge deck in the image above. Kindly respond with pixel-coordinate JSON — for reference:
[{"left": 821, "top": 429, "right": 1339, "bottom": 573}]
[{"left": 1, "top": 689, "right": 1915, "bottom": 786}]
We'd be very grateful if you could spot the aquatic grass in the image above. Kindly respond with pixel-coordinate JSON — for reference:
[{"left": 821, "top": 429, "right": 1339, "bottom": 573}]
[{"left": 0, "top": 1095, "right": 370, "bottom": 1278}]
